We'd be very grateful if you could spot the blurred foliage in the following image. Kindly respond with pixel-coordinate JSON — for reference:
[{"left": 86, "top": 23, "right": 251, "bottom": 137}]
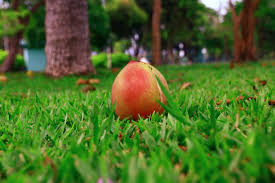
[
  {"left": 0, "top": 9, "right": 28, "bottom": 37},
  {"left": 91, "top": 52, "right": 130, "bottom": 68},
  {"left": 24, "top": 6, "right": 45, "bottom": 48},
  {"left": 88, "top": 0, "right": 111, "bottom": 50},
  {"left": 255, "top": 0, "right": 275, "bottom": 58},
  {"left": 106, "top": 0, "right": 148, "bottom": 39},
  {"left": 0, "top": 49, "right": 25, "bottom": 69},
  {"left": 113, "top": 39, "right": 130, "bottom": 52},
  {"left": 222, "top": 0, "right": 275, "bottom": 59}
]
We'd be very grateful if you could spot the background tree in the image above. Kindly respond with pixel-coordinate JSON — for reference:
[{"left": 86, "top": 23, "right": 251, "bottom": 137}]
[
  {"left": 88, "top": 0, "right": 110, "bottom": 51},
  {"left": 0, "top": 0, "right": 44, "bottom": 72},
  {"left": 255, "top": 0, "right": 275, "bottom": 59},
  {"left": 152, "top": 0, "right": 161, "bottom": 65},
  {"left": 105, "top": 0, "right": 147, "bottom": 40},
  {"left": 229, "top": 0, "right": 261, "bottom": 64},
  {"left": 45, "top": 0, "right": 95, "bottom": 77},
  {"left": 162, "top": 0, "right": 210, "bottom": 63}
]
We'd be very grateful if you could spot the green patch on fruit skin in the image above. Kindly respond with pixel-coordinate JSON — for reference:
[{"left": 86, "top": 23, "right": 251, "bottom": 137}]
[{"left": 0, "top": 62, "right": 275, "bottom": 182}]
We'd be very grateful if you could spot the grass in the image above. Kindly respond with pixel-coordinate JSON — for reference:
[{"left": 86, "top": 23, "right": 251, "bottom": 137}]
[{"left": 0, "top": 62, "right": 275, "bottom": 183}]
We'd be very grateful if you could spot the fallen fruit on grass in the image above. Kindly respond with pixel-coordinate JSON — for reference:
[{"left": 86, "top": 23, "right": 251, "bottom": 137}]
[
  {"left": 111, "top": 61, "right": 169, "bottom": 120},
  {"left": 26, "top": 70, "right": 34, "bottom": 77}
]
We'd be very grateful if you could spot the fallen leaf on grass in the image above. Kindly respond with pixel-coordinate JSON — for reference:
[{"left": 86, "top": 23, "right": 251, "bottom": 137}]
[
  {"left": 111, "top": 68, "right": 119, "bottom": 73},
  {"left": 88, "top": 78, "right": 100, "bottom": 84},
  {"left": 253, "top": 77, "right": 259, "bottom": 82},
  {"left": 216, "top": 99, "right": 230, "bottom": 106},
  {"left": 179, "top": 145, "right": 187, "bottom": 152},
  {"left": 43, "top": 153, "right": 57, "bottom": 182},
  {"left": 76, "top": 78, "right": 89, "bottom": 85},
  {"left": 268, "top": 164, "right": 275, "bottom": 175},
  {"left": 168, "top": 78, "right": 182, "bottom": 83},
  {"left": 216, "top": 100, "right": 222, "bottom": 105},
  {"left": 82, "top": 86, "right": 96, "bottom": 93},
  {"left": 269, "top": 100, "right": 275, "bottom": 107},
  {"left": 247, "top": 96, "right": 256, "bottom": 101},
  {"left": 258, "top": 80, "right": 267, "bottom": 86},
  {"left": 180, "top": 82, "right": 192, "bottom": 91},
  {"left": 0, "top": 75, "right": 8, "bottom": 83},
  {"left": 262, "top": 63, "right": 268, "bottom": 67}
]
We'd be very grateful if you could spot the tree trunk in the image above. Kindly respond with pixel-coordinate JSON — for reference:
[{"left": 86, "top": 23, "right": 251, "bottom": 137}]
[
  {"left": 0, "top": 32, "right": 22, "bottom": 72},
  {"left": 152, "top": 0, "right": 161, "bottom": 66},
  {"left": 0, "top": 0, "right": 45, "bottom": 73},
  {"left": 0, "top": 0, "right": 20, "bottom": 73},
  {"left": 229, "top": 0, "right": 260, "bottom": 65},
  {"left": 241, "top": 0, "right": 259, "bottom": 61},
  {"left": 45, "top": 0, "right": 95, "bottom": 77}
]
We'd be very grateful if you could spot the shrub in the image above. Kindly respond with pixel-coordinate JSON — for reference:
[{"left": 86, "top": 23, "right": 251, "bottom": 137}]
[
  {"left": 91, "top": 52, "right": 130, "bottom": 68},
  {"left": 0, "top": 49, "right": 26, "bottom": 70}
]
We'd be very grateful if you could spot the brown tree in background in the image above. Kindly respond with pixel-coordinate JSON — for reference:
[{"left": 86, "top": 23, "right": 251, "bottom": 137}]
[
  {"left": 0, "top": 0, "right": 44, "bottom": 72},
  {"left": 152, "top": 0, "right": 161, "bottom": 66},
  {"left": 229, "top": 0, "right": 261, "bottom": 64},
  {"left": 45, "top": 0, "right": 96, "bottom": 77}
]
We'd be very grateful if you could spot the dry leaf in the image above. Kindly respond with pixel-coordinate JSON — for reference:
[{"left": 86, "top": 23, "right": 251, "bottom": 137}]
[
  {"left": 226, "top": 99, "right": 230, "bottom": 105},
  {"left": 111, "top": 68, "right": 119, "bottom": 73},
  {"left": 168, "top": 78, "right": 181, "bottom": 83},
  {"left": 76, "top": 78, "right": 89, "bottom": 85},
  {"left": 269, "top": 100, "right": 275, "bottom": 106},
  {"left": 0, "top": 75, "right": 8, "bottom": 83},
  {"left": 180, "top": 82, "right": 192, "bottom": 91},
  {"left": 258, "top": 80, "right": 267, "bottom": 86},
  {"left": 179, "top": 145, "right": 187, "bottom": 152},
  {"left": 82, "top": 86, "right": 96, "bottom": 93},
  {"left": 216, "top": 99, "right": 230, "bottom": 106},
  {"left": 216, "top": 100, "right": 222, "bottom": 105},
  {"left": 88, "top": 78, "right": 100, "bottom": 84},
  {"left": 247, "top": 96, "right": 256, "bottom": 101},
  {"left": 253, "top": 77, "right": 260, "bottom": 82},
  {"left": 236, "top": 96, "right": 245, "bottom": 102},
  {"left": 268, "top": 164, "right": 275, "bottom": 175}
]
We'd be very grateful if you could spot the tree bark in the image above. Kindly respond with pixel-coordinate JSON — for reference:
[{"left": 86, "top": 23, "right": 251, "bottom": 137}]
[
  {"left": 229, "top": 0, "right": 260, "bottom": 65},
  {"left": 0, "top": 0, "right": 20, "bottom": 72},
  {"left": 45, "top": 0, "right": 95, "bottom": 77},
  {"left": 152, "top": 0, "right": 161, "bottom": 66}
]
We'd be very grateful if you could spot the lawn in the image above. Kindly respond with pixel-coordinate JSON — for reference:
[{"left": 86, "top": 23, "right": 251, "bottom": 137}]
[{"left": 0, "top": 62, "right": 275, "bottom": 183}]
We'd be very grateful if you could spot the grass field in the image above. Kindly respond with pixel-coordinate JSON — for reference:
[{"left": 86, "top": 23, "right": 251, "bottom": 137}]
[{"left": 0, "top": 62, "right": 275, "bottom": 183}]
